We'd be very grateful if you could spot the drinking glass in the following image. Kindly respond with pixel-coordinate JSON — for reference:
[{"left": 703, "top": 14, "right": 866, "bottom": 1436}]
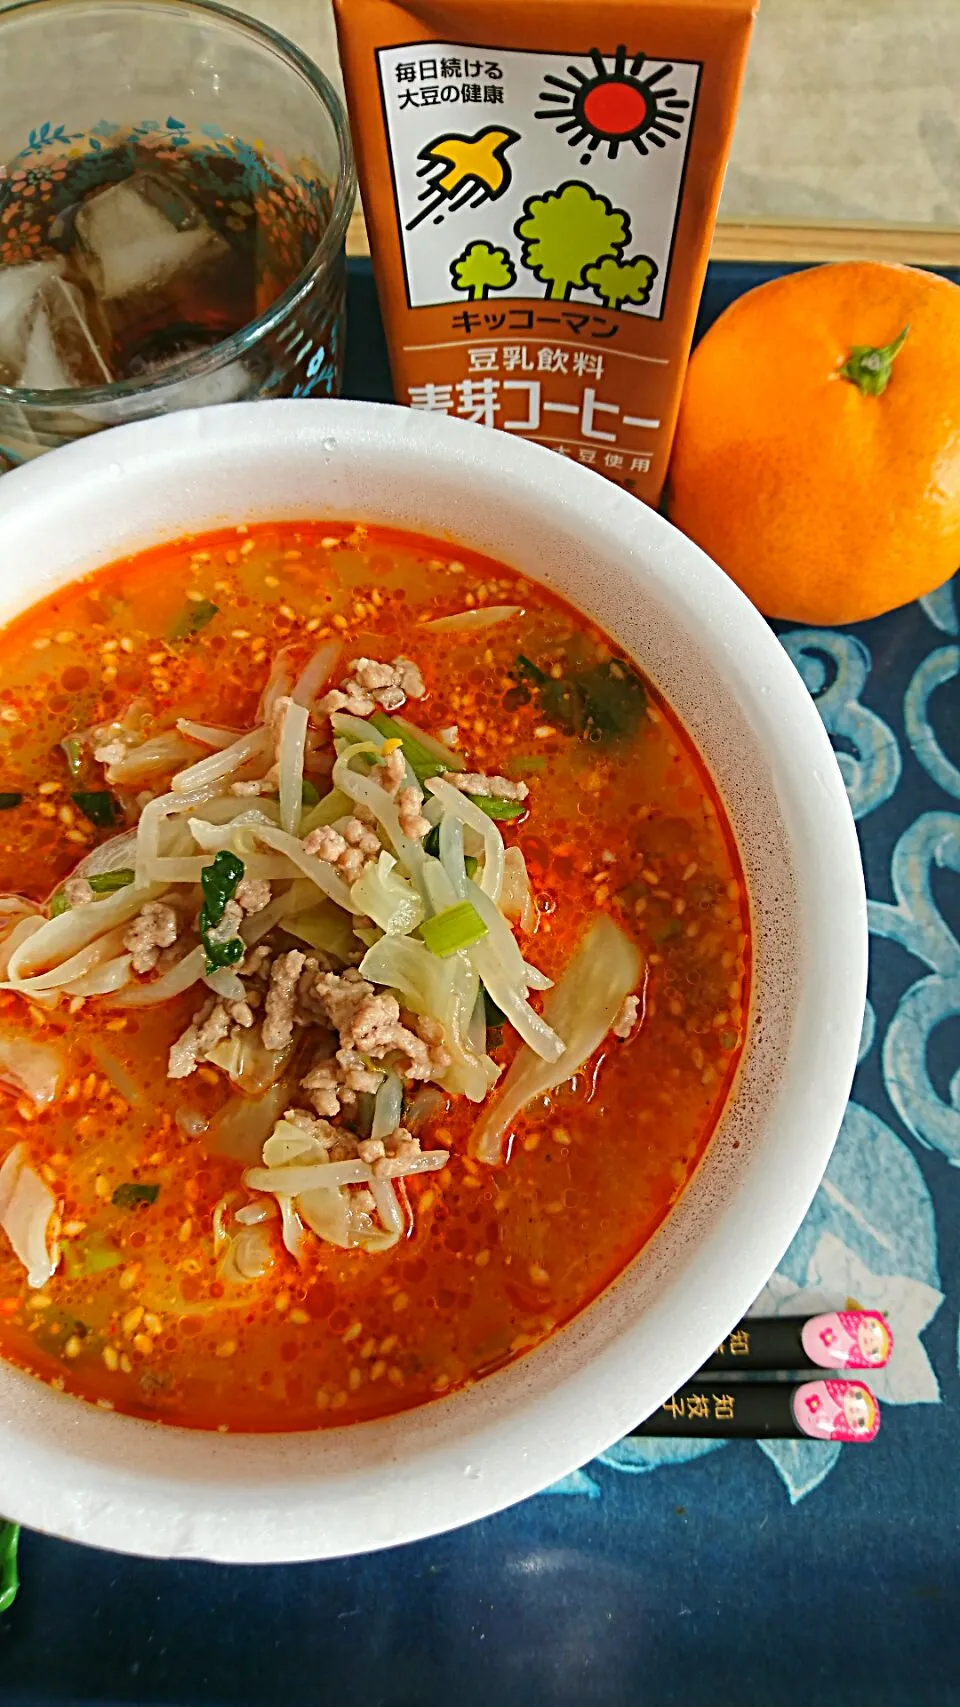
[{"left": 0, "top": 0, "right": 356, "bottom": 469}]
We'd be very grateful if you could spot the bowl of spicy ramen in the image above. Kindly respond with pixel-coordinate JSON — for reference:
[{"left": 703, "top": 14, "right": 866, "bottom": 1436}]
[{"left": 0, "top": 400, "right": 866, "bottom": 1562}]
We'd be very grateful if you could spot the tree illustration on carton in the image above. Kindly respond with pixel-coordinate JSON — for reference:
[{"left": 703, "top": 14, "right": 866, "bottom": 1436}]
[
  {"left": 514, "top": 179, "right": 657, "bottom": 310},
  {"left": 515, "top": 181, "right": 629, "bottom": 301},
  {"left": 585, "top": 253, "right": 658, "bottom": 310},
  {"left": 450, "top": 240, "right": 517, "bottom": 301}
]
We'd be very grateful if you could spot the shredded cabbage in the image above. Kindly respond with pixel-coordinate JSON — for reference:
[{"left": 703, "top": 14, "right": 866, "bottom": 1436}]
[
  {"left": 472, "top": 915, "right": 644, "bottom": 1164},
  {"left": 0, "top": 1025, "right": 65, "bottom": 1106},
  {"left": 0, "top": 1142, "right": 59, "bottom": 1288},
  {"left": 350, "top": 851, "right": 424, "bottom": 936},
  {"left": 360, "top": 934, "right": 499, "bottom": 1102}
]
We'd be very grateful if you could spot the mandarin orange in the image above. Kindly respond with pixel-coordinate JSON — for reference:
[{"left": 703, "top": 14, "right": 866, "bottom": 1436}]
[{"left": 668, "top": 261, "right": 960, "bottom": 624}]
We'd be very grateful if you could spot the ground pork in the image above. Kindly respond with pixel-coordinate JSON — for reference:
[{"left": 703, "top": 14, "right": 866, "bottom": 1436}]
[
  {"left": 441, "top": 770, "right": 529, "bottom": 802},
  {"left": 63, "top": 875, "right": 94, "bottom": 907},
  {"left": 123, "top": 900, "right": 179, "bottom": 974},
  {"left": 203, "top": 897, "right": 243, "bottom": 947},
  {"left": 368, "top": 1128, "right": 422, "bottom": 1180},
  {"left": 167, "top": 996, "right": 231, "bottom": 1079},
  {"left": 300, "top": 1048, "right": 382, "bottom": 1118},
  {"left": 318, "top": 654, "right": 426, "bottom": 719},
  {"left": 397, "top": 784, "right": 431, "bottom": 840},
  {"left": 374, "top": 747, "right": 406, "bottom": 797},
  {"left": 261, "top": 949, "right": 306, "bottom": 1051},
  {"left": 302, "top": 817, "right": 380, "bottom": 883},
  {"left": 306, "top": 969, "right": 450, "bottom": 1081},
  {"left": 235, "top": 877, "right": 271, "bottom": 914},
  {"left": 241, "top": 943, "right": 273, "bottom": 979},
  {"left": 612, "top": 993, "right": 639, "bottom": 1039}
]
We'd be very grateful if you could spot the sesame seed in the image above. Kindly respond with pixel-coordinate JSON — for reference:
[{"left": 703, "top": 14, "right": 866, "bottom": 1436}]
[
  {"left": 347, "top": 1366, "right": 363, "bottom": 1391},
  {"left": 284, "top": 549, "right": 302, "bottom": 561},
  {"left": 120, "top": 637, "right": 135, "bottom": 654},
  {"left": 122, "top": 1305, "right": 144, "bottom": 1335},
  {"left": 102, "top": 666, "right": 117, "bottom": 683},
  {"left": 55, "top": 630, "right": 76, "bottom": 645},
  {"left": 64, "top": 1335, "right": 83, "bottom": 1359},
  {"left": 143, "top": 1312, "right": 162, "bottom": 1336},
  {"left": 240, "top": 539, "right": 255, "bottom": 557},
  {"left": 0, "top": 708, "right": 19, "bottom": 724},
  {"left": 379, "top": 1335, "right": 398, "bottom": 1356},
  {"left": 231, "top": 628, "right": 250, "bottom": 640},
  {"left": 102, "top": 1345, "right": 119, "bottom": 1372},
  {"left": 29, "top": 1294, "right": 52, "bottom": 1311},
  {"left": 216, "top": 1339, "right": 237, "bottom": 1358},
  {"left": 274, "top": 1290, "right": 291, "bottom": 1314},
  {"left": 342, "top": 1319, "right": 362, "bottom": 1341},
  {"left": 392, "top": 1291, "right": 409, "bottom": 1314},
  {"left": 369, "top": 1359, "right": 386, "bottom": 1381},
  {"left": 315, "top": 1388, "right": 331, "bottom": 1410},
  {"left": 305, "top": 617, "right": 321, "bottom": 633},
  {"left": 37, "top": 803, "right": 56, "bottom": 818},
  {"left": 118, "top": 1264, "right": 140, "bottom": 1291},
  {"left": 289, "top": 1308, "right": 309, "bottom": 1325},
  {"left": 320, "top": 535, "right": 339, "bottom": 549},
  {"left": 332, "top": 613, "right": 348, "bottom": 629},
  {"left": 530, "top": 1263, "right": 550, "bottom": 1286},
  {"left": 279, "top": 603, "right": 296, "bottom": 621},
  {"left": 38, "top": 781, "right": 59, "bottom": 795},
  {"left": 119, "top": 1353, "right": 132, "bottom": 1374},
  {"left": 32, "top": 637, "right": 51, "bottom": 650},
  {"left": 474, "top": 1249, "right": 491, "bottom": 1267},
  {"left": 95, "top": 1174, "right": 111, "bottom": 1200},
  {"left": 186, "top": 589, "right": 206, "bottom": 602}
]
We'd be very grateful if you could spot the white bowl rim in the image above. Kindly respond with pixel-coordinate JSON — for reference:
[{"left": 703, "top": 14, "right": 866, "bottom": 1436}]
[{"left": 0, "top": 400, "right": 867, "bottom": 1563}]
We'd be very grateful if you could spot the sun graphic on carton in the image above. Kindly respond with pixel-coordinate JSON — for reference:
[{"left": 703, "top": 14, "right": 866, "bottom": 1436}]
[{"left": 535, "top": 45, "right": 691, "bottom": 165}]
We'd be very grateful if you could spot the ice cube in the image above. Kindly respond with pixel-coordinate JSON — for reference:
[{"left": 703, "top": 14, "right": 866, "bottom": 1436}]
[
  {"left": 17, "top": 276, "right": 113, "bottom": 390},
  {"left": 0, "top": 261, "right": 63, "bottom": 374},
  {"left": 74, "top": 171, "right": 229, "bottom": 303}
]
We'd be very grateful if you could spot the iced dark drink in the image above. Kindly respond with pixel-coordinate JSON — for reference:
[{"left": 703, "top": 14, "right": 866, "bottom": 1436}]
[{"left": 0, "top": 0, "right": 355, "bottom": 468}]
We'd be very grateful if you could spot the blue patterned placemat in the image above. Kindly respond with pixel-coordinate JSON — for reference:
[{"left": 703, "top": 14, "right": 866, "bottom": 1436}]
[{"left": 1, "top": 259, "right": 958, "bottom": 1707}]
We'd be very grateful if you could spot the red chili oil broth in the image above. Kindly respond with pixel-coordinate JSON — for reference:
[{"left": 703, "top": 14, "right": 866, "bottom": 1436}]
[{"left": 0, "top": 521, "right": 749, "bottom": 1429}]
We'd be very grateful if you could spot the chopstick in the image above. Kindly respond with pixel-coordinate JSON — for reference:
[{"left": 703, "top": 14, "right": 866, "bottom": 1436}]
[
  {"left": 630, "top": 1377, "right": 881, "bottom": 1442},
  {"left": 628, "top": 1313, "right": 892, "bottom": 1442},
  {"left": 699, "top": 1309, "right": 893, "bottom": 1374}
]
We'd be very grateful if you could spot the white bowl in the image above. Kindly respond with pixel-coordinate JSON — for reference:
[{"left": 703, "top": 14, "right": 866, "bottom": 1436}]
[{"left": 0, "top": 401, "right": 866, "bottom": 1563}]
